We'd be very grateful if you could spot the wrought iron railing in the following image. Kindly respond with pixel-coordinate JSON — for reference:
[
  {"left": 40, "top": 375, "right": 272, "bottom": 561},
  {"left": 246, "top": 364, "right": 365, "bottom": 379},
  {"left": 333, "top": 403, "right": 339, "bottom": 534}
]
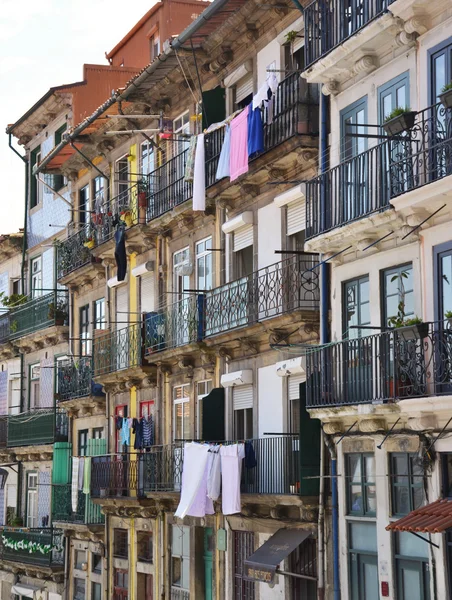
[
  {"left": 0, "top": 527, "right": 64, "bottom": 567},
  {"left": 90, "top": 436, "right": 301, "bottom": 498},
  {"left": 7, "top": 408, "right": 68, "bottom": 447},
  {"left": 306, "top": 321, "right": 452, "bottom": 408},
  {"left": 93, "top": 324, "right": 142, "bottom": 377},
  {"left": 144, "top": 296, "right": 204, "bottom": 356},
  {"left": 57, "top": 356, "right": 92, "bottom": 401},
  {"left": 304, "top": 0, "right": 395, "bottom": 68},
  {"left": 8, "top": 290, "right": 69, "bottom": 340},
  {"left": 147, "top": 148, "right": 192, "bottom": 221},
  {"left": 56, "top": 228, "right": 94, "bottom": 279},
  {"left": 0, "top": 313, "right": 9, "bottom": 344},
  {"left": 205, "top": 256, "right": 319, "bottom": 337},
  {"left": 0, "top": 416, "right": 6, "bottom": 448},
  {"left": 52, "top": 484, "right": 104, "bottom": 525},
  {"left": 204, "top": 126, "right": 226, "bottom": 189},
  {"left": 171, "top": 589, "right": 190, "bottom": 600},
  {"left": 306, "top": 141, "right": 391, "bottom": 239}
]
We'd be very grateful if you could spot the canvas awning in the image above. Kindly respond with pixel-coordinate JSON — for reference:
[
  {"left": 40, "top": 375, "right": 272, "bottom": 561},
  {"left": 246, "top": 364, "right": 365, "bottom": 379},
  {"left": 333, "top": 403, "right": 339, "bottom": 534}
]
[
  {"left": 11, "top": 583, "right": 44, "bottom": 598},
  {"left": 244, "top": 528, "right": 311, "bottom": 584},
  {"left": 386, "top": 499, "right": 452, "bottom": 533}
]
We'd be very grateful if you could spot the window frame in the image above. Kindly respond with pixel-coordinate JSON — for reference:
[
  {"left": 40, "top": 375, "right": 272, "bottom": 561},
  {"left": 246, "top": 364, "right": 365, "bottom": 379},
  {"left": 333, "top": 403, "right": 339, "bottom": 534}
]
[
  {"left": 345, "top": 453, "right": 376, "bottom": 517},
  {"left": 381, "top": 263, "right": 414, "bottom": 327},
  {"left": 394, "top": 532, "right": 430, "bottom": 600},
  {"left": 30, "top": 146, "right": 41, "bottom": 209},
  {"left": 173, "top": 384, "right": 190, "bottom": 441},
  {"left": 73, "top": 577, "right": 86, "bottom": 600},
  {"left": 30, "top": 255, "right": 42, "bottom": 298},
  {"left": 378, "top": 71, "right": 410, "bottom": 125},
  {"left": 29, "top": 362, "right": 41, "bottom": 409},
  {"left": 171, "top": 524, "right": 190, "bottom": 591},
  {"left": 78, "top": 429, "right": 89, "bottom": 457},
  {"left": 93, "top": 298, "right": 106, "bottom": 330},
  {"left": 113, "top": 529, "right": 129, "bottom": 559},
  {"left": 342, "top": 275, "right": 370, "bottom": 338},
  {"left": 195, "top": 237, "right": 213, "bottom": 291},
  {"left": 390, "top": 452, "right": 424, "bottom": 517},
  {"left": 79, "top": 304, "right": 90, "bottom": 356},
  {"left": 196, "top": 379, "right": 213, "bottom": 438}
]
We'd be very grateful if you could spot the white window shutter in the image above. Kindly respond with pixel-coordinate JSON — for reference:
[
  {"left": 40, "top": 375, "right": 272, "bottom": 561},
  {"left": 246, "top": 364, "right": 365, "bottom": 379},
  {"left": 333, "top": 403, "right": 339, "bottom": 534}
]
[
  {"left": 287, "top": 199, "right": 306, "bottom": 236},
  {"left": 235, "top": 73, "right": 253, "bottom": 104},
  {"left": 233, "top": 385, "right": 253, "bottom": 410},
  {"left": 233, "top": 225, "right": 253, "bottom": 252},
  {"left": 116, "top": 285, "right": 128, "bottom": 328},
  {"left": 140, "top": 273, "right": 155, "bottom": 313},
  {"left": 288, "top": 374, "right": 303, "bottom": 400}
]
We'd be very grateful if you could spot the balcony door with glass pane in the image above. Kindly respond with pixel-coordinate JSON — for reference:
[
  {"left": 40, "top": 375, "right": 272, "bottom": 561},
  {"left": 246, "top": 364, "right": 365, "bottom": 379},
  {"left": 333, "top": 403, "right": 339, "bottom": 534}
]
[
  {"left": 431, "top": 41, "right": 452, "bottom": 180},
  {"left": 340, "top": 98, "right": 368, "bottom": 224},
  {"left": 31, "top": 256, "right": 42, "bottom": 299},
  {"left": 116, "top": 157, "right": 129, "bottom": 213},
  {"left": 434, "top": 241, "right": 452, "bottom": 394},
  {"left": 173, "top": 248, "right": 191, "bottom": 346},
  {"left": 26, "top": 473, "right": 38, "bottom": 528}
]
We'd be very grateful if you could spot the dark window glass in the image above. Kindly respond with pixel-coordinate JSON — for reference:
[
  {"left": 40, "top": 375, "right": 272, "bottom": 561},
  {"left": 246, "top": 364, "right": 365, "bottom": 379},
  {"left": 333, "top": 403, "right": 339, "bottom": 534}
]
[
  {"left": 346, "top": 453, "right": 376, "bottom": 516},
  {"left": 114, "top": 529, "right": 128, "bottom": 559},
  {"left": 390, "top": 453, "right": 424, "bottom": 516}
]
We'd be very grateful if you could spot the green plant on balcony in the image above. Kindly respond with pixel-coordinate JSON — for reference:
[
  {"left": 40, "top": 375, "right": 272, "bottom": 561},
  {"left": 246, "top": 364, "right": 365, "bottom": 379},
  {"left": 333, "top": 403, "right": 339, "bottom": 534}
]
[
  {"left": 10, "top": 514, "right": 23, "bottom": 527},
  {"left": 10, "top": 320, "right": 18, "bottom": 334},
  {"left": 445, "top": 310, "right": 452, "bottom": 327},
  {"left": 440, "top": 82, "right": 452, "bottom": 109},
  {"left": 387, "top": 272, "right": 427, "bottom": 341},
  {"left": 0, "top": 292, "right": 27, "bottom": 308},
  {"left": 48, "top": 299, "right": 68, "bottom": 326},
  {"left": 383, "top": 106, "right": 417, "bottom": 136}
]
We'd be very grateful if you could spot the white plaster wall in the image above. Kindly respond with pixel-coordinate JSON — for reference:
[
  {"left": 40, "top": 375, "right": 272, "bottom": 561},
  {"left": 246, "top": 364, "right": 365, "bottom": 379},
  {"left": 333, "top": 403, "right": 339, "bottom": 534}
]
[
  {"left": 258, "top": 533, "right": 286, "bottom": 599},
  {"left": 42, "top": 246, "right": 54, "bottom": 291},
  {"left": 257, "top": 39, "right": 282, "bottom": 89},
  {"left": 330, "top": 242, "right": 421, "bottom": 341},
  {"left": 257, "top": 203, "right": 281, "bottom": 270},
  {"left": 258, "top": 364, "right": 284, "bottom": 437}
]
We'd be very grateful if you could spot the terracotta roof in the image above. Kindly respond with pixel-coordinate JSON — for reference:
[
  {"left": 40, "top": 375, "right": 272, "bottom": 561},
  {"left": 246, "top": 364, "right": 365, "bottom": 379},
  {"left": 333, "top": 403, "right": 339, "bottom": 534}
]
[
  {"left": 386, "top": 499, "right": 452, "bottom": 533},
  {"left": 106, "top": 2, "right": 163, "bottom": 60}
]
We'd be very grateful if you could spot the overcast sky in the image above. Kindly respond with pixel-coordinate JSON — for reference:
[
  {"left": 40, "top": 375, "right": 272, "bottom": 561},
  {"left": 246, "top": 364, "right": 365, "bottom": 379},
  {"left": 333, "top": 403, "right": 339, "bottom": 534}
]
[{"left": 1, "top": 0, "right": 154, "bottom": 235}]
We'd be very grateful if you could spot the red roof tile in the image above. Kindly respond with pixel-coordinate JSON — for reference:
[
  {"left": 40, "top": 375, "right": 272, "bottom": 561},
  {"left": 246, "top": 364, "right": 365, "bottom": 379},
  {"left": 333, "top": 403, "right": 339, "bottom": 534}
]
[{"left": 386, "top": 499, "right": 452, "bottom": 533}]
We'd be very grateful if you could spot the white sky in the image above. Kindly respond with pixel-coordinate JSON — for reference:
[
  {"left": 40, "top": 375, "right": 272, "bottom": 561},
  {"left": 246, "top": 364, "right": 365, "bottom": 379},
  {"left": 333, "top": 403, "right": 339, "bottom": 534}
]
[{"left": 1, "top": 0, "right": 155, "bottom": 235}]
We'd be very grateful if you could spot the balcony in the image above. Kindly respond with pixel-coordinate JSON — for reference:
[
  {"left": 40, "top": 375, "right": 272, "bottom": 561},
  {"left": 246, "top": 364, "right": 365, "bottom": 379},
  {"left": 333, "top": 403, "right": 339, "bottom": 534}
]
[
  {"left": 56, "top": 228, "right": 103, "bottom": 282},
  {"left": 57, "top": 356, "right": 92, "bottom": 401},
  {"left": 7, "top": 408, "right": 68, "bottom": 447},
  {"left": 306, "top": 321, "right": 452, "bottom": 409},
  {"left": 52, "top": 484, "right": 104, "bottom": 526},
  {"left": 0, "top": 527, "right": 64, "bottom": 567},
  {"left": 93, "top": 323, "right": 149, "bottom": 379},
  {"left": 305, "top": 102, "right": 452, "bottom": 248},
  {"left": 90, "top": 437, "right": 302, "bottom": 499},
  {"left": 171, "top": 590, "right": 189, "bottom": 600}
]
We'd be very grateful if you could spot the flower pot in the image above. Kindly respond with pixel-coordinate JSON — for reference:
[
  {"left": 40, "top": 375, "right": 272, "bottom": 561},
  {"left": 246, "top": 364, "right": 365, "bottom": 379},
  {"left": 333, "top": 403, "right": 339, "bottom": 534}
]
[
  {"left": 439, "top": 88, "right": 452, "bottom": 109},
  {"left": 396, "top": 322, "right": 428, "bottom": 341},
  {"left": 383, "top": 111, "right": 417, "bottom": 136},
  {"left": 138, "top": 191, "right": 148, "bottom": 208},
  {"left": 297, "top": 121, "right": 309, "bottom": 134}
]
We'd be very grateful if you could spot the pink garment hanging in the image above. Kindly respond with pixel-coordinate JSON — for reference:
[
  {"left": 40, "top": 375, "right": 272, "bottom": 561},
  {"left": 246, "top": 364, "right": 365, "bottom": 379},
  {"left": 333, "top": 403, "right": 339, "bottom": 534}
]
[{"left": 229, "top": 106, "right": 250, "bottom": 182}]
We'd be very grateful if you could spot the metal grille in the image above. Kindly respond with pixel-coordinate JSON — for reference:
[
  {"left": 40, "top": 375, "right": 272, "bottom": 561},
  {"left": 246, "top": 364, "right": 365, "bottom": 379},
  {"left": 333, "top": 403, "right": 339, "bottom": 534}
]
[
  {"left": 114, "top": 529, "right": 128, "bottom": 559},
  {"left": 290, "top": 537, "right": 317, "bottom": 599},
  {"left": 233, "top": 531, "right": 255, "bottom": 600},
  {"left": 0, "top": 527, "right": 64, "bottom": 567},
  {"left": 93, "top": 323, "right": 142, "bottom": 377},
  {"left": 7, "top": 409, "right": 68, "bottom": 447},
  {"left": 56, "top": 228, "right": 94, "bottom": 279},
  {"left": 6, "top": 290, "right": 69, "bottom": 341},
  {"left": 57, "top": 357, "right": 92, "bottom": 401}
]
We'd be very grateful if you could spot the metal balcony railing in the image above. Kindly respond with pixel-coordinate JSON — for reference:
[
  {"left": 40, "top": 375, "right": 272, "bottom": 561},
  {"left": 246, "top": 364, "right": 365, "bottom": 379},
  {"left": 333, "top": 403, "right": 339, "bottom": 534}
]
[
  {"left": 0, "top": 527, "right": 64, "bottom": 567},
  {"left": 57, "top": 357, "right": 92, "bottom": 401},
  {"left": 93, "top": 324, "right": 143, "bottom": 377},
  {"left": 7, "top": 408, "right": 68, "bottom": 447},
  {"left": 7, "top": 290, "right": 69, "bottom": 340},
  {"left": 205, "top": 256, "right": 320, "bottom": 337},
  {"left": 306, "top": 102, "right": 452, "bottom": 239},
  {"left": 90, "top": 437, "right": 301, "bottom": 499},
  {"left": 0, "top": 416, "right": 7, "bottom": 448},
  {"left": 0, "top": 313, "right": 9, "bottom": 344},
  {"left": 144, "top": 296, "right": 203, "bottom": 356},
  {"left": 56, "top": 228, "right": 94, "bottom": 279},
  {"left": 306, "top": 321, "right": 452, "bottom": 408},
  {"left": 304, "top": 0, "right": 395, "bottom": 68},
  {"left": 171, "top": 589, "right": 190, "bottom": 600},
  {"left": 52, "top": 484, "right": 104, "bottom": 525}
]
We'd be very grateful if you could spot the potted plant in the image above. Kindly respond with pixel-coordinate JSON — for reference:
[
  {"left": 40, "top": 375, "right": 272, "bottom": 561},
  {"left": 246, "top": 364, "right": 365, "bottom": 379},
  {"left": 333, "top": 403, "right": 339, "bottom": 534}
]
[
  {"left": 10, "top": 320, "right": 18, "bottom": 334},
  {"left": 387, "top": 271, "right": 428, "bottom": 341},
  {"left": 439, "top": 82, "right": 452, "bottom": 109},
  {"left": 383, "top": 106, "right": 417, "bottom": 136},
  {"left": 445, "top": 310, "right": 452, "bottom": 327},
  {"left": 48, "top": 299, "right": 68, "bottom": 326},
  {"left": 137, "top": 179, "right": 148, "bottom": 224},
  {"left": 10, "top": 515, "right": 23, "bottom": 527}
]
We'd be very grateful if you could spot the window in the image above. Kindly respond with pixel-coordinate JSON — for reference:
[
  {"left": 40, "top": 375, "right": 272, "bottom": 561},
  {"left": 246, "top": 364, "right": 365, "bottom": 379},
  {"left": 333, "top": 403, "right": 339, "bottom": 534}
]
[
  {"left": 114, "top": 569, "right": 128, "bottom": 600},
  {"left": 55, "top": 355, "right": 69, "bottom": 395},
  {"left": 149, "top": 35, "right": 160, "bottom": 61},
  {"left": 442, "top": 454, "right": 452, "bottom": 498},
  {"left": 348, "top": 522, "right": 379, "bottom": 600},
  {"left": 26, "top": 472, "right": 38, "bottom": 528},
  {"left": 115, "top": 405, "right": 128, "bottom": 452},
  {"left": 346, "top": 453, "right": 376, "bottom": 516},
  {"left": 289, "top": 537, "right": 317, "bottom": 600},
  {"left": 92, "top": 427, "right": 104, "bottom": 440},
  {"left": 141, "top": 140, "right": 155, "bottom": 176},
  {"left": 171, "top": 525, "right": 190, "bottom": 591},
  {"left": 235, "top": 246, "right": 253, "bottom": 279},
  {"left": 173, "top": 247, "right": 190, "bottom": 301},
  {"left": 196, "top": 237, "right": 213, "bottom": 291},
  {"left": 140, "top": 400, "right": 154, "bottom": 419},
  {"left": 93, "top": 176, "right": 105, "bottom": 206},
  {"left": 79, "top": 185, "right": 90, "bottom": 225},
  {"left": 74, "top": 549, "right": 86, "bottom": 570},
  {"left": 390, "top": 453, "right": 424, "bottom": 516},
  {"left": 378, "top": 72, "right": 410, "bottom": 124},
  {"left": 137, "top": 531, "right": 153, "bottom": 563},
  {"left": 138, "top": 573, "right": 154, "bottom": 600},
  {"left": 78, "top": 429, "right": 88, "bottom": 457},
  {"left": 30, "top": 256, "right": 42, "bottom": 298},
  {"left": 79, "top": 304, "right": 90, "bottom": 356},
  {"left": 382, "top": 264, "right": 413, "bottom": 327},
  {"left": 12, "top": 279, "right": 21, "bottom": 296},
  {"left": 93, "top": 298, "right": 106, "bottom": 330},
  {"left": 92, "top": 553, "right": 102, "bottom": 573},
  {"left": 233, "top": 531, "right": 255, "bottom": 600},
  {"left": 8, "top": 374, "right": 20, "bottom": 415},
  {"left": 92, "top": 582, "right": 102, "bottom": 600},
  {"left": 116, "top": 157, "right": 129, "bottom": 209},
  {"left": 288, "top": 375, "right": 303, "bottom": 435},
  {"left": 29, "top": 363, "right": 40, "bottom": 409},
  {"left": 114, "top": 529, "right": 128, "bottom": 559},
  {"left": 343, "top": 276, "right": 370, "bottom": 338},
  {"left": 173, "top": 385, "right": 190, "bottom": 441},
  {"left": 394, "top": 532, "right": 430, "bottom": 600},
  {"left": 434, "top": 241, "right": 452, "bottom": 321},
  {"left": 74, "top": 578, "right": 85, "bottom": 600},
  {"left": 431, "top": 39, "right": 452, "bottom": 103},
  {"left": 30, "top": 146, "right": 41, "bottom": 209},
  {"left": 197, "top": 380, "right": 212, "bottom": 438},
  {"left": 53, "top": 124, "right": 67, "bottom": 191},
  {"left": 233, "top": 385, "right": 253, "bottom": 439}
]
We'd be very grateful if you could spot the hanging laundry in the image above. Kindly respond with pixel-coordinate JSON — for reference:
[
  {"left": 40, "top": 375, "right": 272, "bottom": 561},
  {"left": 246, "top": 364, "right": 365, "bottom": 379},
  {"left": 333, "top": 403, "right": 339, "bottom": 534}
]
[
  {"left": 184, "top": 136, "right": 197, "bottom": 183},
  {"left": 215, "top": 125, "right": 231, "bottom": 181},
  {"left": 133, "top": 418, "right": 143, "bottom": 450},
  {"left": 266, "top": 75, "right": 279, "bottom": 125},
  {"left": 71, "top": 457, "right": 80, "bottom": 512},
  {"left": 115, "top": 416, "right": 123, "bottom": 430},
  {"left": 253, "top": 82, "right": 269, "bottom": 110},
  {"left": 78, "top": 457, "right": 85, "bottom": 490},
  {"left": 248, "top": 107, "right": 264, "bottom": 158},
  {"left": 83, "top": 457, "right": 92, "bottom": 495},
  {"left": 207, "top": 446, "right": 221, "bottom": 501},
  {"left": 193, "top": 133, "right": 206, "bottom": 211},
  {"left": 120, "top": 417, "right": 130, "bottom": 447},
  {"left": 114, "top": 225, "right": 127, "bottom": 281},
  {"left": 220, "top": 443, "right": 245, "bottom": 515},
  {"left": 175, "top": 442, "right": 210, "bottom": 519},
  {"left": 229, "top": 105, "right": 250, "bottom": 182},
  {"left": 185, "top": 450, "right": 215, "bottom": 517},
  {"left": 244, "top": 441, "right": 257, "bottom": 469}
]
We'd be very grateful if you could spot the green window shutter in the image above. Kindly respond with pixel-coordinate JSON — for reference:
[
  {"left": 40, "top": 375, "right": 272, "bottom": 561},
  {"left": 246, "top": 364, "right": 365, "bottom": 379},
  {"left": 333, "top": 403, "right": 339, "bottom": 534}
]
[
  {"left": 52, "top": 441, "right": 72, "bottom": 484},
  {"left": 202, "top": 388, "right": 225, "bottom": 441},
  {"left": 202, "top": 86, "right": 226, "bottom": 131},
  {"left": 299, "top": 382, "right": 321, "bottom": 496},
  {"left": 87, "top": 437, "right": 107, "bottom": 457},
  {"left": 85, "top": 438, "right": 107, "bottom": 525}
]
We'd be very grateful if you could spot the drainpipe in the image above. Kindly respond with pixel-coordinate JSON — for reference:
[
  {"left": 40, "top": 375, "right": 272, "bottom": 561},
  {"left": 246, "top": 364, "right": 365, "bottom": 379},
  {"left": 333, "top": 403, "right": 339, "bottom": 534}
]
[{"left": 8, "top": 134, "right": 28, "bottom": 292}]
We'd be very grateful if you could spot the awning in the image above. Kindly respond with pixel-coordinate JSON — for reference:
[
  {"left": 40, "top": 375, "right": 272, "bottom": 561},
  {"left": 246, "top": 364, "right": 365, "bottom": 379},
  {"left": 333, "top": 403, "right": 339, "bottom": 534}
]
[
  {"left": 244, "top": 528, "right": 311, "bottom": 584},
  {"left": 11, "top": 583, "right": 44, "bottom": 598},
  {"left": 386, "top": 499, "right": 452, "bottom": 533}
]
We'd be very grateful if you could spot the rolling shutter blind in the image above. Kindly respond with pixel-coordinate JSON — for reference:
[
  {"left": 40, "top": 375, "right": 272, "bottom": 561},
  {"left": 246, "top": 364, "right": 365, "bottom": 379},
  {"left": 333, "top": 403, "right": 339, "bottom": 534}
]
[
  {"left": 233, "top": 225, "right": 253, "bottom": 252},
  {"left": 287, "top": 200, "right": 306, "bottom": 236},
  {"left": 140, "top": 273, "right": 155, "bottom": 313},
  {"left": 288, "top": 374, "right": 304, "bottom": 400},
  {"left": 233, "top": 385, "right": 253, "bottom": 410},
  {"left": 236, "top": 74, "right": 253, "bottom": 104},
  {"left": 292, "top": 35, "right": 304, "bottom": 54},
  {"left": 116, "top": 285, "right": 128, "bottom": 328}
]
